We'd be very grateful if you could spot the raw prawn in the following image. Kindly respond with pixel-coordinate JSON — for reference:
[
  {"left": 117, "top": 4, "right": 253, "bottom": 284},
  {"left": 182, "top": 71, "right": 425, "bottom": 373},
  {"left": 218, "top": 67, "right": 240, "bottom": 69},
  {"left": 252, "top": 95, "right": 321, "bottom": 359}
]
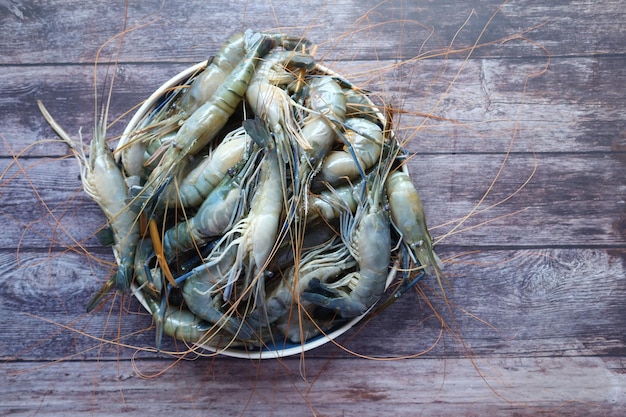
[
  {"left": 245, "top": 49, "right": 316, "bottom": 158},
  {"left": 385, "top": 169, "right": 443, "bottom": 277},
  {"left": 37, "top": 101, "right": 140, "bottom": 294},
  {"left": 301, "top": 152, "right": 395, "bottom": 317}
]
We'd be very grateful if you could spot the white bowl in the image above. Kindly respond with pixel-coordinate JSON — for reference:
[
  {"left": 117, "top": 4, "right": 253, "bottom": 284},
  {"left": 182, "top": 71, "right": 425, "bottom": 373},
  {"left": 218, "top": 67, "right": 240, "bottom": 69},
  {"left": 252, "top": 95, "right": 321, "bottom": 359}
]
[{"left": 119, "top": 60, "right": 395, "bottom": 359}]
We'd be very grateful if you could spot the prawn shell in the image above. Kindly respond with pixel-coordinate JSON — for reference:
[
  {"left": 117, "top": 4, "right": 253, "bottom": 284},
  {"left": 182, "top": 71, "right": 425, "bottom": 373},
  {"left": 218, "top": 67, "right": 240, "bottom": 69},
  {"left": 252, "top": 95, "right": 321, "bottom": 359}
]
[{"left": 118, "top": 59, "right": 400, "bottom": 359}]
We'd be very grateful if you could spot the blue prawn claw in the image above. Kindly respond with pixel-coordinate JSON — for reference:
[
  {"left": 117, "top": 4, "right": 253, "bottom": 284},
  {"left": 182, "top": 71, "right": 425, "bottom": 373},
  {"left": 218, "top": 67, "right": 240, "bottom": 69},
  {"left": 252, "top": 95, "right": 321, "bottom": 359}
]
[{"left": 302, "top": 278, "right": 370, "bottom": 318}]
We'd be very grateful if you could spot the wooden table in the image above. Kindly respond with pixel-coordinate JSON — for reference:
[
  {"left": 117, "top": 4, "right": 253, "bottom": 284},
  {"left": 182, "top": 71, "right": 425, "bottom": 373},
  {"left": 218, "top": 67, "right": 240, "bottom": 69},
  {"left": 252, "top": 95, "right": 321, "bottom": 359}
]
[{"left": 2, "top": 1, "right": 624, "bottom": 415}]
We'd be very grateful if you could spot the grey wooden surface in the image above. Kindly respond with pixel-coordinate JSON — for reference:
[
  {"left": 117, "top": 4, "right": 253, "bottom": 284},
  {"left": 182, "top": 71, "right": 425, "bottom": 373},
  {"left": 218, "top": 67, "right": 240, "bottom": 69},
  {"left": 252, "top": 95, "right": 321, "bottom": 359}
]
[{"left": 1, "top": 1, "right": 625, "bottom": 416}]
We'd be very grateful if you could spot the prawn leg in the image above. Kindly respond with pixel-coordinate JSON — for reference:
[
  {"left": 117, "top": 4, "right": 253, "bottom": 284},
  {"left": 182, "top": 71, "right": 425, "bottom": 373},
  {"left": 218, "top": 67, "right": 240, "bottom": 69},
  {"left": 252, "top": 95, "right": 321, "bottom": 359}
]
[
  {"left": 249, "top": 238, "right": 356, "bottom": 328},
  {"left": 85, "top": 275, "right": 116, "bottom": 313}
]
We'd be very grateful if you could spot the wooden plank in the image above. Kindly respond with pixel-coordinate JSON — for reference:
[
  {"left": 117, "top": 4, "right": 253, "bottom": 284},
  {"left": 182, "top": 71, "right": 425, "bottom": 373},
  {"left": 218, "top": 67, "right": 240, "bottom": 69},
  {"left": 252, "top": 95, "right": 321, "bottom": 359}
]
[
  {"left": 2, "top": 55, "right": 624, "bottom": 156},
  {"left": 0, "top": 63, "right": 192, "bottom": 157},
  {"left": 2, "top": 248, "right": 624, "bottom": 361},
  {"left": 410, "top": 152, "right": 626, "bottom": 247},
  {"left": 1, "top": 151, "right": 623, "bottom": 250},
  {"left": 4, "top": 0, "right": 622, "bottom": 65},
  {"left": 2, "top": 356, "right": 624, "bottom": 416}
]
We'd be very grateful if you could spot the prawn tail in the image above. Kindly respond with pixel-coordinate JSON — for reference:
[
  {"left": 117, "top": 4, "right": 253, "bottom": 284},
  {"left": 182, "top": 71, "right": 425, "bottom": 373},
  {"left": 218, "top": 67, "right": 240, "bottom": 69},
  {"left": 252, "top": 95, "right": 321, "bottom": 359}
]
[
  {"left": 85, "top": 275, "right": 117, "bottom": 313},
  {"left": 115, "top": 262, "right": 133, "bottom": 292},
  {"left": 413, "top": 242, "right": 444, "bottom": 280},
  {"left": 242, "top": 117, "right": 271, "bottom": 148}
]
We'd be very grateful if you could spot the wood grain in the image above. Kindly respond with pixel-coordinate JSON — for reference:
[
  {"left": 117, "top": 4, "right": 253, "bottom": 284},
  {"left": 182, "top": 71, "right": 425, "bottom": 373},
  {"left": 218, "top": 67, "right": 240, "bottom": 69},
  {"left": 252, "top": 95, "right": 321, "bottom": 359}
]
[
  {"left": 2, "top": 248, "right": 624, "bottom": 361},
  {"left": 3, "top": 357, "right": 625, "bottom": 416},
  {"left": 4, "top": 56, "right": 625, "bottom": 155},
  {"left": 1, "top": 0, "right": 624, "bottom": 416}
]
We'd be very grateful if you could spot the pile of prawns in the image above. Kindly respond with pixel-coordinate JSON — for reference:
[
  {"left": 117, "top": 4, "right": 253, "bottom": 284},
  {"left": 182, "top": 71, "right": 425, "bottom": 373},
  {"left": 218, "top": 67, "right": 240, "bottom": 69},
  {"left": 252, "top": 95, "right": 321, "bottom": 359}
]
[{"left": 38, "top": 30, "right": 442, "bottom": 353}]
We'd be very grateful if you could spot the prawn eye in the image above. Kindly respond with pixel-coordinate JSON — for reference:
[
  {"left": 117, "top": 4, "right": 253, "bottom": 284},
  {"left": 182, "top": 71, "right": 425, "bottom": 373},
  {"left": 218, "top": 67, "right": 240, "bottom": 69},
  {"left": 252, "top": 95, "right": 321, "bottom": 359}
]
[{"left": 411, "top": 240, "right": 424, "bottom": 249}]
